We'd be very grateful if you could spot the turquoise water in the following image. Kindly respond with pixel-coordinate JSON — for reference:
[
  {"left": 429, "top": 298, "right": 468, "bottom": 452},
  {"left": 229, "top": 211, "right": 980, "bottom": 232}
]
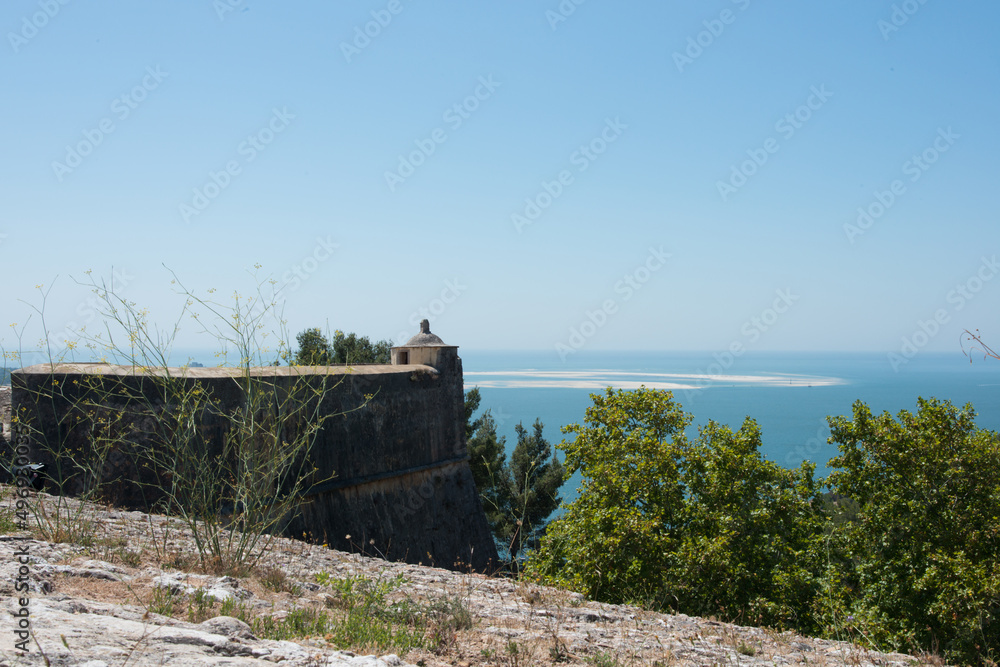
[
  {"left": 461, "top": 351, "right": 1000, "bottom": 492},
  {"left": 17, "top": 347, "right": 999, "bottom": 490}
]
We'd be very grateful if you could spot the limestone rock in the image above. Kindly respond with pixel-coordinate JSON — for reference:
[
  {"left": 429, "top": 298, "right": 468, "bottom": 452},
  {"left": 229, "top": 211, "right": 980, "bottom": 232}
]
[
  {"left": 0, "top": 595, "right": 416, "bottom": 666},
  {"left": 0, "top": 493, "right": 949, "bottom": 667},
  {"left": 198, "top": 615, "right": 255, "bottom": 640},
  {"left": 152, "top": 573, "right": 250, "bottom": 603}
]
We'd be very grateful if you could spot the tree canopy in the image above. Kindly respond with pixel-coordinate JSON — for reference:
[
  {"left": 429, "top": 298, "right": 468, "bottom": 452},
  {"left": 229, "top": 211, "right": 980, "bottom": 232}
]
[
  {"left": 464, "top": 388, "right": 564, "bottom": 568},
  {"left": 525, "top": 387, "right": 826, "bottom": 630},
  {"left": 825, "top": 398, "right": 1000, "bottom": 665},
  {"left": 521, "top": 386, "right": 1000, "bottom": 665},
  {"left": 294, "top": 328, "right": 332, "bottom": 365},
  {"left": 292, "top": 328, "right": 391, "bottom": 366}
]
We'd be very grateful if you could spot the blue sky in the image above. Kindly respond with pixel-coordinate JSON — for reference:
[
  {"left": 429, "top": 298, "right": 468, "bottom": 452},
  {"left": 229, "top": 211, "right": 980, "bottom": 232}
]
[{"left": 2, "top": 1, "right": 998, "bottom": 361}]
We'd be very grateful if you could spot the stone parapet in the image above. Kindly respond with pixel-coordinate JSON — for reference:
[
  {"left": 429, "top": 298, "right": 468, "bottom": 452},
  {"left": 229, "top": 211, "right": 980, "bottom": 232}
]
[{"left": 10, "top": 361, "right": 497, "bottom": 571}]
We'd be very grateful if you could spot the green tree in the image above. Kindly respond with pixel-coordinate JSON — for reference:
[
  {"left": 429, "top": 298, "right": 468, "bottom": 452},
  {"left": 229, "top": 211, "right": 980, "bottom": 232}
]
[
  {"left": 502, "top": 419, "right": 564, "bottom": 563},
  {"left": 671, "top": 419, "right": 825, "bottom": 631},
  {"left": 467, "top": 410, "right": 511, "bottom": 540},
  {"left": 826, "top": 398, "right": 1000, "bottom": 666},
  {"left": 464, "top": 387, "right": 484, "bottom": 441},
  {"left": 294, "top": 328, "right": 333, "bottom": 365},
  {"left": 465, "top": 388, "right": 507, "bottom": 498},
  {"left": 464, "top": 389, "right": 564, "bottom": 567},
  {"left": 525, "top": 387, "right": 688, "bottom": 603},
  {"left": 293, "top": 329, "right": 390, "bottom": 365},
  {"left": 330, "top": 330, "right": 391, "bottom": 364},
  {"left": 525, "top": 387, "right": 825, "bottom": 630}
]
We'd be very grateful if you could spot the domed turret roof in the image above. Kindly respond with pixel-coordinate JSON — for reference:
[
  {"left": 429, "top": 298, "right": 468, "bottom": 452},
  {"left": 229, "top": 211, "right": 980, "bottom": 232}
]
[{"left": 400, "top": 319, "right": 451, "bottom": 347}]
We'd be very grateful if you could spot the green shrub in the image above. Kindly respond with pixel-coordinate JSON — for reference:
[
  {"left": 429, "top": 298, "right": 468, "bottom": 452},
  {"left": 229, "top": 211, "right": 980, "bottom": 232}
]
[
  {"left": 313, "top": 572, "right": 428, "bottom": 652},
  {"left": 13, "top": 270, "right": 366, "bottom": 574},
  {"left": 526, "top": 387, "right": 826, "bottom": 632},
  {"left": 826, "top": 398, "right": 1000, "bottom": 666}
]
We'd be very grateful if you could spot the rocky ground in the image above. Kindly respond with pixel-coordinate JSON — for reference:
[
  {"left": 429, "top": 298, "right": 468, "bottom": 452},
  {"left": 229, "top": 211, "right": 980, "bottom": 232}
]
[{"left": 0, "top": 489, "right": 948, "bottom": 667}]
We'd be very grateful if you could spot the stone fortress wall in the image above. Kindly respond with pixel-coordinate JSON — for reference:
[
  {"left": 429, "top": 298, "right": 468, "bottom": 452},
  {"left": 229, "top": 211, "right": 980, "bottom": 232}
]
[
  {"left": 3, "top": 322, "right": 498, "bottom": 572},
  {"left": 0, "top": 385, "right": 10, "bottom": 447}
]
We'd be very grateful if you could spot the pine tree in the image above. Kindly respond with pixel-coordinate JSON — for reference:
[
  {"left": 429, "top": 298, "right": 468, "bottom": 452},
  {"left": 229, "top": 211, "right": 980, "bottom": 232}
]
[{"left": 465, "top": 387, "right": 565, "bottom": 568}]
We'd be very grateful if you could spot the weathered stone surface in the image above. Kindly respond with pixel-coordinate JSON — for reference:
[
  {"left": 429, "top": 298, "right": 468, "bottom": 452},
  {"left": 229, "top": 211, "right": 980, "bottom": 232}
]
[
  {"left": 0, "top": 386, "right": 10, "bottom": 473},
  {"left": 152, "top": 573, "right": 250, "bottom": 603},
  {"left": 10, "top": 347, "right": 497, "bottom": 571},
  {"left": 199, "top": 615, "right": 255, "bottom": 640},
  {"left": 0, "top": 493, "right": 952, "bottom": 667},
  {"left": 0, "top": 385, "right": 10, "bottom": 423},
  {"left": 0, "top": 595, "right": 412, "bottom": 666},
  {"left": 288, "top": 460, "right": 490, "bottom": 571}
]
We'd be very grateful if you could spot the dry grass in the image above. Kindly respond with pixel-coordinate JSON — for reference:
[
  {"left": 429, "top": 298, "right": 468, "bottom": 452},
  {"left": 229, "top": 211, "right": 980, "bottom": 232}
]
[{"left": 1, "top": 487, "right": 953, "bottom": 667}]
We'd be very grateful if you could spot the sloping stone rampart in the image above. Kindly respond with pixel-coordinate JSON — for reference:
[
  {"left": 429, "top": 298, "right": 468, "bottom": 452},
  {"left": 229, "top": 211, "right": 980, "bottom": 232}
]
[
  {"left": 8, "top": 362, "right": 497, "bottom": 572},
  {"left": 0, "top": 385, "right": 10, "bottom": 452}
]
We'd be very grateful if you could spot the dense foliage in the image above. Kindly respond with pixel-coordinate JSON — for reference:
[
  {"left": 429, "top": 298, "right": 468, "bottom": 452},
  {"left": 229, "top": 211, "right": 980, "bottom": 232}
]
[
  {"left": 523, "top": 387, "right": 1000, "bottom": 666},
  {"left": 825, "top": 398, "right": 1000, "bottom": 666},
  {"left": 464, "top": 388, "right": 564, "bottom": 567},
  {"left": 294, "top": 328, "right": 332, "bottom": 365},
  {"left": 293, "top": 328, "right": 391, "bottom": 365},
  {"left": 524, "top": 387, "right": 826, "bottom": 630},
  {"left": 504, "top": 420, "right": 565, "bottom": 562}
]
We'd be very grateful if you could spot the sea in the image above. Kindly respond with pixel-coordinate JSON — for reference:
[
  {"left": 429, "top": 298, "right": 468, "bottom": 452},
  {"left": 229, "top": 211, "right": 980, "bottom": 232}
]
[
  {"left": 11, "top": 348, "right": 1000, "bottom": 501},
  {"left": 460, "top": 350, "right": 1000, "bottom": 501}
]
